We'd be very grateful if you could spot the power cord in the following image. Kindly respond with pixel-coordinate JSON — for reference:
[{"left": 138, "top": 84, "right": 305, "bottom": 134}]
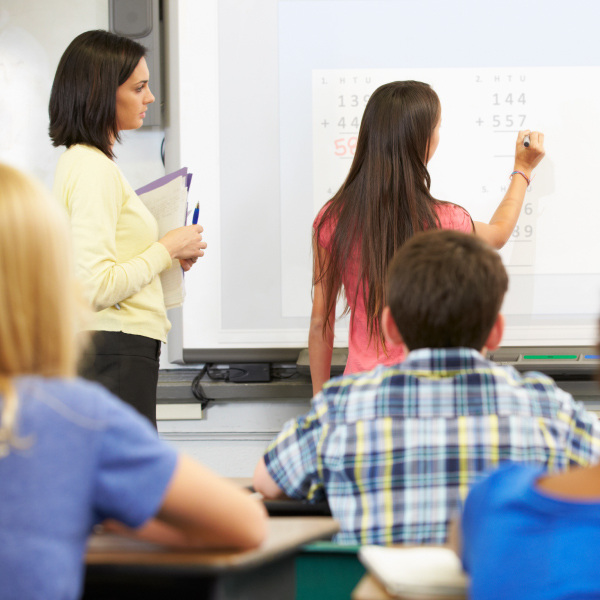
[
  {"left": 191, "top": 364, "right": 211, "bottom": 410},
  {"left": 190, "top": 363, "right": 301, "bottom": 409},
  {"left": 271, "top": 365, "right": 299, "bottom": 380}
]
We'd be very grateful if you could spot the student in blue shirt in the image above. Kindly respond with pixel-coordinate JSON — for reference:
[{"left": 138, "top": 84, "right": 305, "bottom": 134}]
[
  {"left": 461, "top": 461, "right": 600, "bottom": 600},
  {"left": 0, "top": 163, "right": 267, "bottom": 600},
  {"left": 461, "top": 336, "right": 600, "bottom": 600}
]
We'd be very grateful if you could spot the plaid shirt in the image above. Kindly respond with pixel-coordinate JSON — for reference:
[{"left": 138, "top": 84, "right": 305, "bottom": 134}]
[{"left": 264, "top": 347, "right": 600, "bottom": 545}]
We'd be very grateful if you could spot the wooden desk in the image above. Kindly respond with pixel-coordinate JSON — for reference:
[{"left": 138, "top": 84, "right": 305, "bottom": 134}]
[
  {"left": 233, "top": 478, "right": 332, "bottom": 517},
  {"left": 83, "top": 516, "right": 339, "bottom": 600}
]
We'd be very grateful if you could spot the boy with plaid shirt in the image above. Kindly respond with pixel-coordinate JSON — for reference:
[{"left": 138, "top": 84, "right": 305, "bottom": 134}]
[{"left": 253, "top": 230, "right": 600, "bottom": 544}]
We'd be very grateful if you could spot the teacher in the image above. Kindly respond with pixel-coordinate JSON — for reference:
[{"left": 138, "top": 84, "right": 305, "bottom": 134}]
[{"left": 49, "top": 30, "right": 206, "bottom": 426}]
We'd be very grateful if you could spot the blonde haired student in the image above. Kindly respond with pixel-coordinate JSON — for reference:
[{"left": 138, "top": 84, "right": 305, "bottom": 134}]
[{"left": 0, "top": 164, "right": 267, "bottom": 600}]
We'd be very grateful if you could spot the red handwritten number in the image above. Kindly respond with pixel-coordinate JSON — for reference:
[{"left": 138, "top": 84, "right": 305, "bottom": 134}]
[
  {"left": 334, "top": 139, "right": 346, "bottom": 156},
  {"left": 334, "top": 137, "right": 358, "bottom": 157}
]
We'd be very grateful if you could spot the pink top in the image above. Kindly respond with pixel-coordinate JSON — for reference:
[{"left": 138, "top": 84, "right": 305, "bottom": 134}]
[{"left": 314, "top": 202, "right": 473, "bottom": 375}]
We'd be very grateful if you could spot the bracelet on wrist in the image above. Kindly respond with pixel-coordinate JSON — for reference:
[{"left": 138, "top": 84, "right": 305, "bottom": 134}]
[{"left": 510, "top": 170, "right": 531, "bottom": 186}]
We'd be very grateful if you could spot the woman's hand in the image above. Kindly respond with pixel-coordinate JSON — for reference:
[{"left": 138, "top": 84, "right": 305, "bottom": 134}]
[
  {"left": 159, "top": 225, "right": 206, "bottom": 260},
  {"left": 179, "top": 257, "right": 197, "bottom": 272}
]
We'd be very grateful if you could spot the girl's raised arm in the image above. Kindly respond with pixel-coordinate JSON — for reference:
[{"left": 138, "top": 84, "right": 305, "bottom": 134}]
[{"left": 474, "top": 130, "right": 545, "bottom": 249}]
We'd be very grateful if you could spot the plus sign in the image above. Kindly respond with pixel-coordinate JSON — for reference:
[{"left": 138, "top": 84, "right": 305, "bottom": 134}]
[
  {"left": 321, "top": 120, "right": 329, "bottom": 128},
  {"left": 476, "top": 117, "right": 484, "bottom": 126}
]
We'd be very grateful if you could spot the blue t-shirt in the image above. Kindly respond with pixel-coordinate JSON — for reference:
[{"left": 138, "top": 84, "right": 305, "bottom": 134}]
[
  {"left": 462, "top": 462, "right": 600, "bottom": 600},
  {"left": 0, "top": 376, "right": 178, "bottom": 600}
]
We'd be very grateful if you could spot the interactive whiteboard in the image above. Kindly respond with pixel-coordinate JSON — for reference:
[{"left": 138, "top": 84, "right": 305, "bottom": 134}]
[{"left": 171, "top": 0, "right": 600, "bottom": 362}]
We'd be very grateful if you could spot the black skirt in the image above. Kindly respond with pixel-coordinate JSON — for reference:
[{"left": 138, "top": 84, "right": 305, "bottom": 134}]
[{"left": 80, "top": 331, "right": 161, "bottom": 428}]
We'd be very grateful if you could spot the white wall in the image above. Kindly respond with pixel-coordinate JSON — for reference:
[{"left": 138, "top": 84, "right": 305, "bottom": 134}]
[
  {"left": 0, "top": 0, "right": 176, "bottom": 362},
  {"left": 0, "top": 0, "right": 165, "bottom": 191}
]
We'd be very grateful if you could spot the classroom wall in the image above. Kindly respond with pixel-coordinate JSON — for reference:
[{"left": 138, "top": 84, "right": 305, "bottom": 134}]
[
  {"left": 0, "top": 0, "right": 178, "bottom": 366},
  {"left": 0, "top": 0, "right": 165, "bottom": 194}
]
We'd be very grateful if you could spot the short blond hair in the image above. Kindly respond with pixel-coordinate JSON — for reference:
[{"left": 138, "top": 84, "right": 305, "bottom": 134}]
[{"left": 0, "top": 164, "right": 86, "bottom": 454}]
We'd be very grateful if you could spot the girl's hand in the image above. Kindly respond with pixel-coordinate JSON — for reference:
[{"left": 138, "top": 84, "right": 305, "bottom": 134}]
[{"left": 514, "top": 130, "right": 545, "bottom": 176}]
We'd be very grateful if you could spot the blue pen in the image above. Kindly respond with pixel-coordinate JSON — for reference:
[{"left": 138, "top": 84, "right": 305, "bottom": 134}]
[{"left": 192, "top": 202, "right": 199, "bottom": 225}]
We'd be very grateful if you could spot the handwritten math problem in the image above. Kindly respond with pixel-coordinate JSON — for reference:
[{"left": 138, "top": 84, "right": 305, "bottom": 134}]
[{"left": 313, "top": 68, "right": 541, "bottom": 273}]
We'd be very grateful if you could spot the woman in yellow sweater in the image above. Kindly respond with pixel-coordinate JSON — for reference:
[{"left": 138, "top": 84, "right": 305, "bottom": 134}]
[{"left": 49, "top": 30, "right": 205, "bottom": 426}]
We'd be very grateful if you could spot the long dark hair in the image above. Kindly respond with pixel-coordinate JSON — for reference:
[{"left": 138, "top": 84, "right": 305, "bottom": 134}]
[
  {"left": 49, "top": 30, "right": 146, "bottom": 159},
  {"left": 314, "top": 80, "right": 443, "bottom": 352}
]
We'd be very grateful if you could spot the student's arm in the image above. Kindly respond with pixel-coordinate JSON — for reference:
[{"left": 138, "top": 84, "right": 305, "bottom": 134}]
[
  {"left": 308, "top": 241, "right": 336, "bottom": 395},
  {"left": 253, "top": 456, "right": 288, "bottom": 499},
  {"left": 252, "top": 394, "right": 327, "bottom": 503},
  {"left": 560, "top": 390, "right": 600, "bottom": 468},
  {"left": 106, "top": 455, "right": 268, "bottom": 549},
  {"left": 447, "top": 517, "right": 462, "bottom": 556},
  {"left": 473, "top": 130, "right": 545, "bottom": 249}
]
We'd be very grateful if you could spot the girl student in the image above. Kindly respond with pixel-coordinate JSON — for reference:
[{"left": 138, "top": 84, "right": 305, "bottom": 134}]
[
  {"left": 309, "top": 80, "right": 545, "bottom": 394},
  {"left": 0, "top": 163, "right": 267, "bottom": 600},
  {"left": 49, "top": 30, "right": 206, "bottom": 426}
]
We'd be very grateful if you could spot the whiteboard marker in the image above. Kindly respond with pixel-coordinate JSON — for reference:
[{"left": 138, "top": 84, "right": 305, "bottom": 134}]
[{"left": 523, "top": 134, "right": 530, "bottom": 147}]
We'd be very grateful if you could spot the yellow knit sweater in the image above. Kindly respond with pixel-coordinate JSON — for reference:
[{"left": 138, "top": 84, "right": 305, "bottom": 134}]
[{"left": 54, "top": 144, "right": 172, "bottom": 342}]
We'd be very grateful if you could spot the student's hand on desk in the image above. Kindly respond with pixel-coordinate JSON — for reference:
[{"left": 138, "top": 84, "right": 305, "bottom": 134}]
[
  {"left": 100, "top": 518, "right": 235, "bottom": 549},
  {"left": 514, "top": 129, "right": 545, "bottom": 176},
  {"left": 160, "top": 224, "right": 207, "bottom": 260},
  {"left": 100, "top": 456, "right": 268, "bottom": 550}
]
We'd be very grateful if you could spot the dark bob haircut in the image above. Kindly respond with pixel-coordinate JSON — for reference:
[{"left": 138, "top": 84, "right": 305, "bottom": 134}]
[{"left": 49, "top": 30, "right": 146, "bottom": 159}]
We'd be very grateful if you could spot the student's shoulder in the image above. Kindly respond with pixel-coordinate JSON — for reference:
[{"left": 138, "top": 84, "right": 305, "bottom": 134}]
[
  {"left": 313, "top": 200, "right": 338, "bottom": 238},
  {"left": 435, "top": 201, "right": 473, "bottom": 233},
  {"left": 485, "top": 360, "right": 560, "bottom": 390},
  {"left": 320, "top": 363, "right": 400, "bottom": 413},
  {"left": 516, "top": 368, "right": 569, "bottom": 396},
  {"left": 462, "top": 462, "right": 542, "bottom": 557},
  {"left": 19, "top": 375, "right": 137, "bottom": 427},
  {"left": 492, "top": 365, "right": 576, "bottom": 413},
  {"left": 478, "top": 461, "right": 541, "bottom": 490},
  {"left": 467, "top": 462, "right": 542, "bottom": 510}
]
